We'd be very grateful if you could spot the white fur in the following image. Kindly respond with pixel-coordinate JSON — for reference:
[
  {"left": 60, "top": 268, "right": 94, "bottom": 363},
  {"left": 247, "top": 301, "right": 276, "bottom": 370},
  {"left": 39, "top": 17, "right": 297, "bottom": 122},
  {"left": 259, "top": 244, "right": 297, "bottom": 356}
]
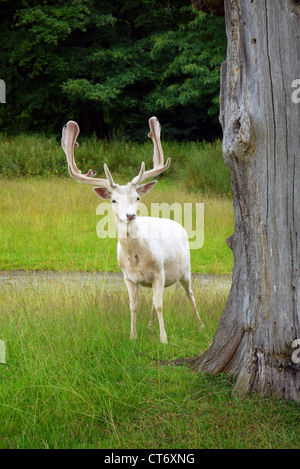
[
  {"left": 62, "top": 117, "right": 203, "bottom": 343},
  {"left": 101, "top": 183, "right": 203, "bottom": 344}
]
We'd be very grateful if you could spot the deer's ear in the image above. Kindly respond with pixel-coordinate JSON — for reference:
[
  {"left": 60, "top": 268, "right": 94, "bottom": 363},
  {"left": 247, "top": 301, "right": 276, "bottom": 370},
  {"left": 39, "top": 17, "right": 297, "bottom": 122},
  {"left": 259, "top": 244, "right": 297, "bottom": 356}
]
[
  {"left": 136, "top": 181, "right": 157, "bottom": 195},
  {"left": 93, "top": 187, "right": 111, "bottom": 199}
]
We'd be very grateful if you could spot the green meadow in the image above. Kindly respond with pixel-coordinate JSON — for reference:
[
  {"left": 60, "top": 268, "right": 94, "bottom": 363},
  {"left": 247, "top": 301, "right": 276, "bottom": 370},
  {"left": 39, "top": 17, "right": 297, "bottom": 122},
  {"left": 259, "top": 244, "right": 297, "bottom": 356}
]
[
  {"left": 0, "top": 135, "right": 299, "bottom": 449},
  {"left": 0, "top": 133, "right": 234, "bottom": 274},
  {"left": 0, "top": 177, "right": 234, "bottom": 274},
  {"left": 0, "top": 273, "right": 299, "bottom": 449}
]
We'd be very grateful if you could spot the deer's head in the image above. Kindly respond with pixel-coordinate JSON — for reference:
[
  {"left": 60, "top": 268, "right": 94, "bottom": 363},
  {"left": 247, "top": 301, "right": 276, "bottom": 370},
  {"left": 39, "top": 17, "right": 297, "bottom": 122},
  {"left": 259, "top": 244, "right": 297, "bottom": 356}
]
[{"left": 61, "top": 117, "right": 170, "bottom": 224}]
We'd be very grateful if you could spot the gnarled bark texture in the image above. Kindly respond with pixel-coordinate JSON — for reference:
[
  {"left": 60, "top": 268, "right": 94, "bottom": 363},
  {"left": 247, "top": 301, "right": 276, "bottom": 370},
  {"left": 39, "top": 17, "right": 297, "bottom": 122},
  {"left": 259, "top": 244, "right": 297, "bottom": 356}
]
[{"left": 190, "top": 0, "right": 300, "bottom": 402}]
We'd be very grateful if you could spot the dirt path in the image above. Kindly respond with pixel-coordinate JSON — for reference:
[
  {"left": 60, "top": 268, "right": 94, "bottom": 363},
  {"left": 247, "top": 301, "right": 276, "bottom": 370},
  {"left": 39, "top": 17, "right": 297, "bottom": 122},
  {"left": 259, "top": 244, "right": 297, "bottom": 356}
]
[{"left": 0, "top": 270, "right": 232, "bottom": 292}]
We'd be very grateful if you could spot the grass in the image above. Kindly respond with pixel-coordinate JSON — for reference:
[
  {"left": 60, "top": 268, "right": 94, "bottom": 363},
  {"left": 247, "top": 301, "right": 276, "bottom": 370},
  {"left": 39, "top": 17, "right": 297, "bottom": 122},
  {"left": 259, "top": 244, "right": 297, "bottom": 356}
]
[
  {"left": 0, "top": 273, "right": 299, "bottom": 449},
  {"left": 0, "top": 133, "right": 231, "bottom": 196},
  {"left": 0, "top": 177, "right": 234, "bottom": 274},
  {"left": 0, "top": 137, "right": 298, "bottom": 449}
]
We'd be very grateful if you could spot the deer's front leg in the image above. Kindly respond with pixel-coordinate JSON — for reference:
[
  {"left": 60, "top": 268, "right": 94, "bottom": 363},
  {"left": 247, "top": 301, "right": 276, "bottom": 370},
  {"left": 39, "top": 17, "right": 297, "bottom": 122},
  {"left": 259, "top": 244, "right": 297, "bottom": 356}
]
[
  {"left": 124, "top": 278, "right": 138, "bottom": 340},
  {"left": 152, "top": 272, "right": 167, "bottom": 344}
]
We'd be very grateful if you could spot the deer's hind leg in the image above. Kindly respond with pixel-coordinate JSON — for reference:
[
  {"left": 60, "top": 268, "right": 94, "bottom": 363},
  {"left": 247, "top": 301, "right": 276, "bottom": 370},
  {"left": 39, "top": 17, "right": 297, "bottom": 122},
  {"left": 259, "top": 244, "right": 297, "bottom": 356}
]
[
  {"left": 179, "top": 272, "right": 204, "bottom": 329},
  {"left": 152, "top": 272, "right": 168, "bottom": 344}
]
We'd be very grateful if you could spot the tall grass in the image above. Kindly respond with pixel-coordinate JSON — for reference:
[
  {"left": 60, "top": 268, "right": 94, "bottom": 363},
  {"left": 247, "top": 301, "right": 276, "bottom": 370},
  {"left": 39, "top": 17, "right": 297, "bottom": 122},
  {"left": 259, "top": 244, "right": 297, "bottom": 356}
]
[
  {"left": 181, "top": 141, "right": 232, "bottom": 196},
  {"left": 0, "top": 273, "right": 299, "bottom": 449},
  {"left": 0, "top": 137, "right": 299, "bottom": 450},
  {"left": 0, "top": 134, "right": 231, "bottom": 196}
]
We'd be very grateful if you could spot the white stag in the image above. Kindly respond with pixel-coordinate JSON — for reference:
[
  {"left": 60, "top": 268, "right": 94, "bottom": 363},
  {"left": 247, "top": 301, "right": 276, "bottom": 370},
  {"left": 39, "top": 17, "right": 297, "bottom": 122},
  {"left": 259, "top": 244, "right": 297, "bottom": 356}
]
[{"left": 61, "top": 117, "right": 203, "bottom": 343}]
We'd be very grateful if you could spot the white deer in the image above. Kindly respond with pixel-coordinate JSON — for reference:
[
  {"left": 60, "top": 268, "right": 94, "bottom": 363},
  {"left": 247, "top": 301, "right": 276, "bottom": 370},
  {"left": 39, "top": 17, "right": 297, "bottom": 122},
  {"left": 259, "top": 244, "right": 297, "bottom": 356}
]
[{"left": 61, "top": 117, "right": 203, "bottom": 343}]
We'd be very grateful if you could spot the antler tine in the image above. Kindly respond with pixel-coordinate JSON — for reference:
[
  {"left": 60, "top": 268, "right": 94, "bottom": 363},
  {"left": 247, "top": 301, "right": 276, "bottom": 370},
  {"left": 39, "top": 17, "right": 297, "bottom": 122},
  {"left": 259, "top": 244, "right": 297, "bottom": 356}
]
[
  {"left": 131, "top": 116, "right": 171, "bottom": 186},
  {"left": 148, "top": 116, "right": 163, "bottom": 167},
  {"left": 131, "top": 161, "right": 145, "bottom": 186},
  {"left": 104, "top": 163, "right": 116, "bottom": 187},
  {"left": 61, "top": 121, "right": 113, "bottom": 189}
]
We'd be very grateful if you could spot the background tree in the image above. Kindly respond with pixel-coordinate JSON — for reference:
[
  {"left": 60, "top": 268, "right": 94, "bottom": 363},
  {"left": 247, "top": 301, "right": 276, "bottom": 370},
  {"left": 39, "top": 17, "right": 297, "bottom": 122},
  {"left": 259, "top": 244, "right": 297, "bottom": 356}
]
[
  {"left": 0, "top": 0, "right": 226, "bottom": 140},
  {"left": 182, "top": 0, "right": 300, "bottom": 402},
  {"left": 151, "top": 9, "right": 226, "bottom": 139}
]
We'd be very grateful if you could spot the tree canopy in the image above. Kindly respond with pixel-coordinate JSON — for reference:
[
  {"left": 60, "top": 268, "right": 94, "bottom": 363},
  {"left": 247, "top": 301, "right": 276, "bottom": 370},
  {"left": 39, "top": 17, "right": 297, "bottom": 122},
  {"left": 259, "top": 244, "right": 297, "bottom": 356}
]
[{"left": 0, "top": 0, "right": 226, "bottom": 140}]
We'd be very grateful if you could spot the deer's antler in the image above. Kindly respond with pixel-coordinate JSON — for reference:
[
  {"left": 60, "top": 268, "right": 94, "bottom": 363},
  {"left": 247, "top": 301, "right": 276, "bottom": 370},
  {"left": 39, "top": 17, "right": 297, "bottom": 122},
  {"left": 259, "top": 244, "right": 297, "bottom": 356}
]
[
  {"left": 131, "top": 117, "right": 171, "bottom": 186},
  {"left": 61, "top": 120, "right": 115, "bottom": 189}
]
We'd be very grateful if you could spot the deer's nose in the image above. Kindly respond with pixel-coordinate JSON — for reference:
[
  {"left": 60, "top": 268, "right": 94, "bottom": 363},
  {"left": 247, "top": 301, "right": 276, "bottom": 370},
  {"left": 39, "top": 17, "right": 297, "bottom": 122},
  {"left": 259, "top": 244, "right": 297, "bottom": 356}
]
[{"left": 126, "top": 213, "right": 136, "bottom": 221}]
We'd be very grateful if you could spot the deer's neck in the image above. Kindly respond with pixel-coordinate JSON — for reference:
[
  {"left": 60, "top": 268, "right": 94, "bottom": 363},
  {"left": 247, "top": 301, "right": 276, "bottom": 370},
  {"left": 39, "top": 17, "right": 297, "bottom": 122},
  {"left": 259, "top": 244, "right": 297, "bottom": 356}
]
[{"left": 116, "top": 217, "right": 143, "bottom": 252}]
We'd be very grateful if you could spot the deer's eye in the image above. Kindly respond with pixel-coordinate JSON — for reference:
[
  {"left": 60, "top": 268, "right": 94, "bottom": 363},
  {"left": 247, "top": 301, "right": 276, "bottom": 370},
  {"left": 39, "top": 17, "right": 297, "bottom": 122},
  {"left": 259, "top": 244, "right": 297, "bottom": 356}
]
[
  {"left": 136, "top": 197, "right": 140, "bottom": 201},
  {"left": 112, "top": 200, "right": 117, "bottom": 204}
]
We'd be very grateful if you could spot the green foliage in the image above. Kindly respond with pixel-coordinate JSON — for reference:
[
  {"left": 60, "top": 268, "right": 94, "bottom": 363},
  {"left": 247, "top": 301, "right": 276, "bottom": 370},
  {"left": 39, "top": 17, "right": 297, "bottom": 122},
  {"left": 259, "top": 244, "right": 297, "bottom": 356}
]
[
  {"left": 181, "top": 141, "right": 232, "bottom": 196},
  {"left": 0, "top": 1, "right": 226, "bottom": 140},
  {"left": 0, "top": 133, "right": 230, "bottom": 195},
  {"left": 151, "top": 9, "right": 226, "bottom": 139}
]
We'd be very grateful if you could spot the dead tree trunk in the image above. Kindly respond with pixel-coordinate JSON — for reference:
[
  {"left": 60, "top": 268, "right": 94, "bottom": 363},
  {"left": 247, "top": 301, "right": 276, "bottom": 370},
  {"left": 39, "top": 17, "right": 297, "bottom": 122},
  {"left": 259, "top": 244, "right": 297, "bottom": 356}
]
[{"left": 189, "top": 0, "right": 300, "bottom": 401}]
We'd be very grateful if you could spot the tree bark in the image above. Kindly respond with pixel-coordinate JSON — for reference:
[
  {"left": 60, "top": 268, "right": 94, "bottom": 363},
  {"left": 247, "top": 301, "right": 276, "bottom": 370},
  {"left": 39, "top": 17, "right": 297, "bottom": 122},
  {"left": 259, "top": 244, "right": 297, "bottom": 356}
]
[{"left": 188, "top": 0, "right": 300, "bottom": 402}]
